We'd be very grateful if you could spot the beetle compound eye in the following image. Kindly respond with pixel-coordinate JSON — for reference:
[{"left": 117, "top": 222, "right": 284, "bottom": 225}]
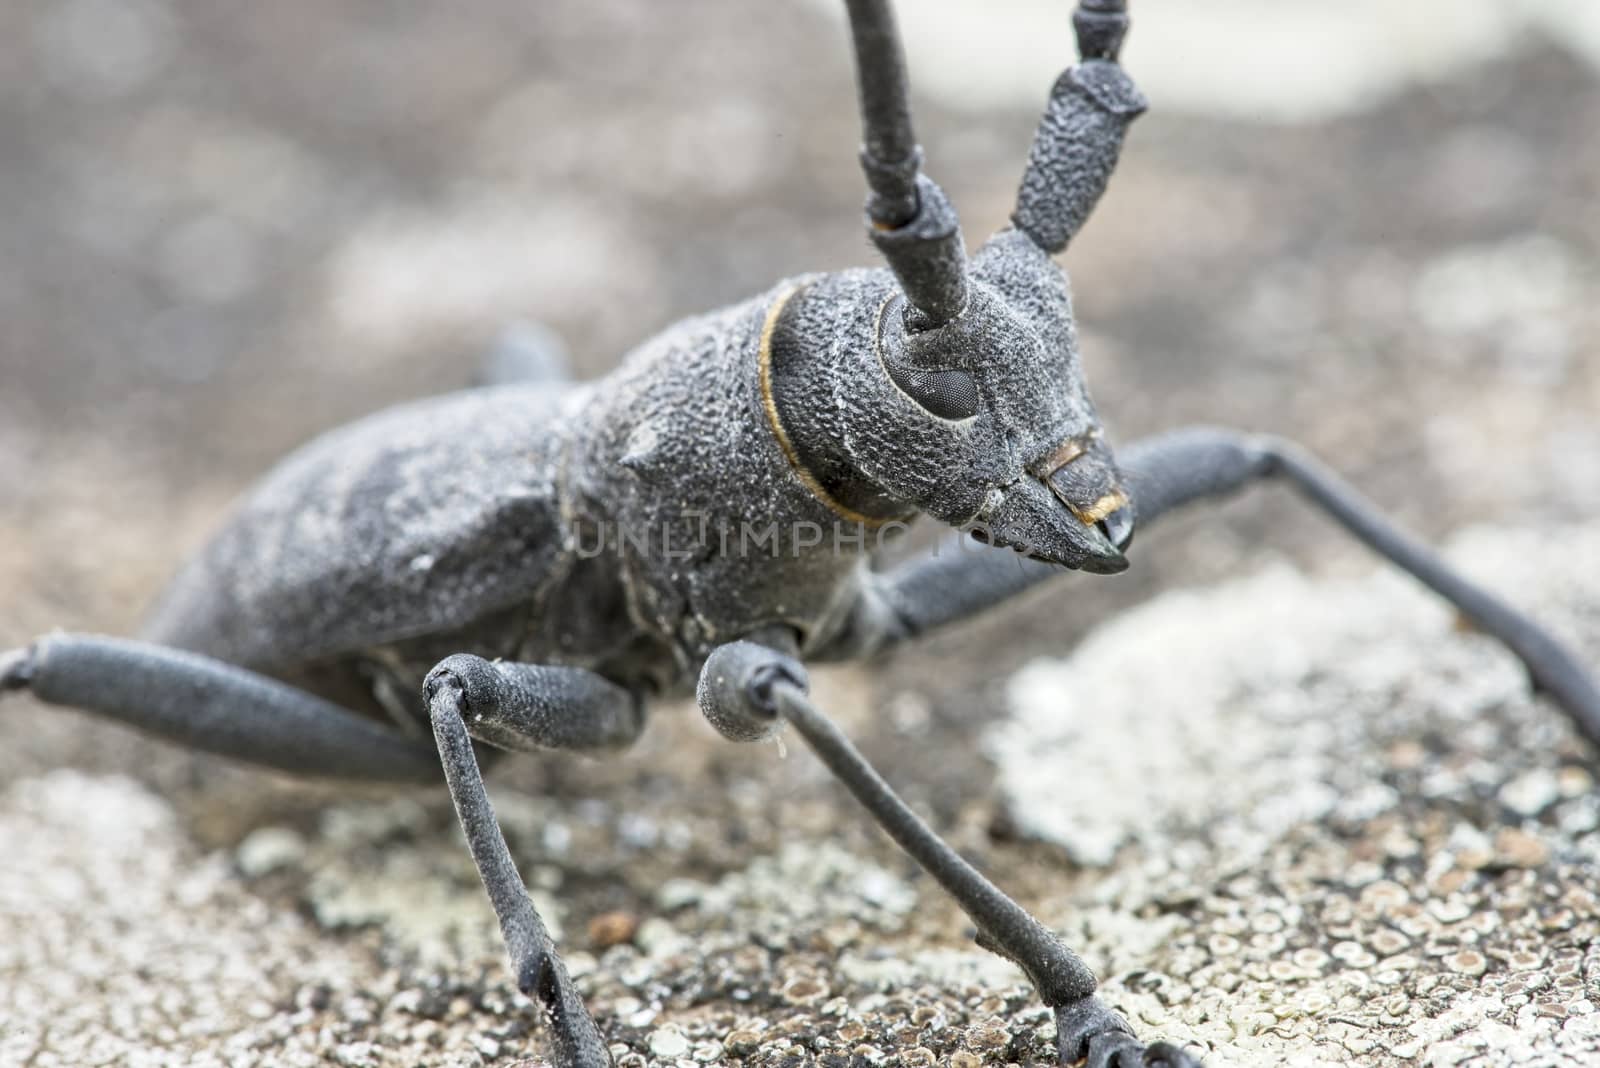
[
  {"left": 875, "top": 293, "right": 981, "bottom": 420},
  {"left": 887, "top": 364, "right": 980, "bottom": 420}
]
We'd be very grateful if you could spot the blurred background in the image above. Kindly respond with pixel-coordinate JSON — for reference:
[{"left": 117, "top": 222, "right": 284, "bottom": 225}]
[{"left": 2, "top": 1, "right": 1598, "bottom": 1064}]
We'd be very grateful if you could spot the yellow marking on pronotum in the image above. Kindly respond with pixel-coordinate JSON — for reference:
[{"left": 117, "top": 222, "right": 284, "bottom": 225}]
[{"left": 758, "top": 287, "right": 894, "bottom": 530}]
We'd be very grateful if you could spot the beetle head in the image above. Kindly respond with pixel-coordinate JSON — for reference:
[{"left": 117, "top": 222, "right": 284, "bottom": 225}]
[
  {"left": 770, "top": 230, "right": 1132, "bottom": 573},
  {"left": 872, "top": 231, "right": 1132, "bottom": 571},
  {"left": 815, "top": 0, "right": 1143, "bottom": 573}
]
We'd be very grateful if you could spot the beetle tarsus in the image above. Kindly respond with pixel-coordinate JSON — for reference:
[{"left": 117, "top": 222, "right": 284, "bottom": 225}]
[{"left": 1056, "top": 996, "right": 1204, "bottom": 1067}]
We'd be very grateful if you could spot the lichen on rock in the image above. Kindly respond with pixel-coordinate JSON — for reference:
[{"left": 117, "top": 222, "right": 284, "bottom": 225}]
[{"left": 990, "top": 522, "right": 1600, "bottom": 1065}]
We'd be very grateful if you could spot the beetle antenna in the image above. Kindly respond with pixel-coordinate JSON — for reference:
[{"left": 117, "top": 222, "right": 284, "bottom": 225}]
[
  {"left": 1012, "top": 1, "right": 1146, "bottom": 254},
  {"left": 841, "top": 0, "right": 968, "bottom": 330},
  {"left": 1073, "top": 0, "right": 1131, "bottom": 60}
]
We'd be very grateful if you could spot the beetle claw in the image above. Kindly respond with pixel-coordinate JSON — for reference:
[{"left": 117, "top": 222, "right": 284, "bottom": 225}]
[{"left": 1055, "top": 998, "right": 1204, "bottom": 1068}]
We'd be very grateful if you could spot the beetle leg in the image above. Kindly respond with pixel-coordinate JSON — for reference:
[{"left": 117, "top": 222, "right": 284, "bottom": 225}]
[
  {"left": 696, "top": 637, "right": 1205, "bottom": 1067},
  {"left": 835, "top": 426, "right": 1600, "bottom": 750},
  {"left": 424, "top": 654, "right": 642, "bottom": 753},
  {"left": 1, "top": 633, "right": 440, "bottom": 781},
  {"left": 1125, "top": 429, "right": 1600, "bottom": 746},
  {"left": 423, "top": 656, "right": 645, "bottom": 1068},
  {"left": 3, "top": 635, "right": 637, "bottom": 1065}
]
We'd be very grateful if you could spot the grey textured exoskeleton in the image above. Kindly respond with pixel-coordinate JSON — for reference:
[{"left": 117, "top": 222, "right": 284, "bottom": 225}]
[{"left": 5, "top": 2, "right": 1598, "bottom": 1066}]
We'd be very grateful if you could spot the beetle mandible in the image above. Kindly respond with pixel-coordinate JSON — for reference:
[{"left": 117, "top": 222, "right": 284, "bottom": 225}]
[{"left": 5, "top": 2, "right": 1598, "bottom": 1066}]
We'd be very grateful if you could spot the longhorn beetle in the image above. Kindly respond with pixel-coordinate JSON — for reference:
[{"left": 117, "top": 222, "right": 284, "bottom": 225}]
[{"left": 5, "top": 2, "right": 1598, "bottom": 1066}]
